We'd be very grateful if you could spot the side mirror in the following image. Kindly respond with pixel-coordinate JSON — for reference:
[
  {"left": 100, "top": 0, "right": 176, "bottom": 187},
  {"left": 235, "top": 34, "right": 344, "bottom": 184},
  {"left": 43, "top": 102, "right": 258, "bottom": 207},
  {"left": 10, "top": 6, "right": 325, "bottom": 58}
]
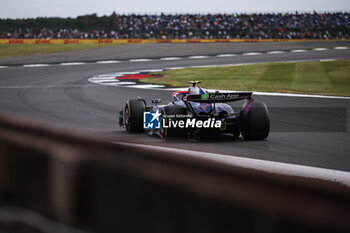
[{"left": 152, "top": 99, "right": 162, "bottom": 105}]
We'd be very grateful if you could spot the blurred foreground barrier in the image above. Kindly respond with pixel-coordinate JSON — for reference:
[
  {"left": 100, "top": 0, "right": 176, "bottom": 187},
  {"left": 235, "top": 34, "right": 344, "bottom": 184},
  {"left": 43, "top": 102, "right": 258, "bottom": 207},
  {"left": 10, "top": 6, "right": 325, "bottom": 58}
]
[{"left": 0, "top": 113, "right": 349, "bottom": 233}]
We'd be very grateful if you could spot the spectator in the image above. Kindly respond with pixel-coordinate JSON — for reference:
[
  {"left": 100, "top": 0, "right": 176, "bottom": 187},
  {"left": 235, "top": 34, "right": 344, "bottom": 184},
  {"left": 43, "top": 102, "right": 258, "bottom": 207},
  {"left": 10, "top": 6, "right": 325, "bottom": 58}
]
[{"left": 1, "top": 12, "right": 349, "bottom": 39}]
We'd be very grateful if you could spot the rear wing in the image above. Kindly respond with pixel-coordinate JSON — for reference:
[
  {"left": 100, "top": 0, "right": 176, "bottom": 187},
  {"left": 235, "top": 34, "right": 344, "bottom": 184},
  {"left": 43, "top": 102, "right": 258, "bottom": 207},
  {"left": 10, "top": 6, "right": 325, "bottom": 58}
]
[{"left": 185, "top": 92, "right": 252, "bottom": 103}]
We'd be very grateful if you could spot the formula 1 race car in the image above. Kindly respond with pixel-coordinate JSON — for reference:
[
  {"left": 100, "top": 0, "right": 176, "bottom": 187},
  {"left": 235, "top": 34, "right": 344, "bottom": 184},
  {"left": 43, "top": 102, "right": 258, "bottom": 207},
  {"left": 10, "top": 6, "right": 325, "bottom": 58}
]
[{"left": 119, "top": 81, "right": 269, "bottom": 140}]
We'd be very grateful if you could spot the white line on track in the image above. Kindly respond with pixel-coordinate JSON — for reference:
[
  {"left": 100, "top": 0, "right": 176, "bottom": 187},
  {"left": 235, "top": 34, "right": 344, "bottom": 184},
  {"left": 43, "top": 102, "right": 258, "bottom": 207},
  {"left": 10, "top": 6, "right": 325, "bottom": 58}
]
[
  {"left": 320, "top": 58, "right": 337, "bottom": 62},
  {"left": 266, "top": 51, "right": 285, "bottom": 54},
  {"left": 188, "top": 56, "right": 209, "bottom": 59},
  {"left": 129, "top": 59, "right": 152, "bottom": 62},
  {"left": 114, "top": 71, "right": 140, "bottom": 75},
  {"left": 290, "top": 49, "right": 307, "bottom": 53},
  {"left": 96, "top": 75, "right": 119, "bottom": 78},
  {"left": 160, "top": 57, "right": 182, "bottom": 61},
  {"left": 1, "top": 47, "right": 346, "bottom": 69},
  {"left": 119, "top": 142, "right": 350, "bottom": 186},
  {"left": 162, "top": 86, "right": 350, "bottom": 99},
  {"left": 251, "top": 91, "right": 350, "bottom": 99},
  {"left": 88, "top": 79, "right": 117, "bottom": 83},
  {"left": 99, "top": 82, "right": 136, "bottom": 86},
  {"left": 189, "top": 64, "right": 231, "bottom": 68},
  {"left": 165, "top": 87, "right": 189, "bottom": 91},
  {"left": 137, "top": 69, "right": 165, "bottom": 73},
  {"left": 60, "top": 62, "right": 86, "bottom": 66},
  {"left": 125, "top": 84, "right": 165, "bottom": 88},
  {"left": 88, "top": 76, "right": 116, "bottom": 80},
  {"left": 166, "top": 67, "right": 187, "bottom": 70},
  {"left": 216, "top": 54, "right": 237, "bottom": 57},
  {"left": 242, "top": 52, "right": 262, "bottom": 56},
  {"left": 334, "top": 46, "right": 348, "bottom": 50},
  {"left": 313, "top": 48, "right": 329, "bottom": 51},
  {"left": 22, "top": 64, "right": 50, "bottom": 67},
  {"left": 96, "top": 60, "right": 120, "bottom": 64}
]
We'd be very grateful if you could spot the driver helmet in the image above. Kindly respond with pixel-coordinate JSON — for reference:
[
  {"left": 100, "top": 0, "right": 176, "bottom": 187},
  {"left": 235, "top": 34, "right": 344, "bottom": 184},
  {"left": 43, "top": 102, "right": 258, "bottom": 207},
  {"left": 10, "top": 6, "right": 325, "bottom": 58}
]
[{"left": 189, "top": 86, "right": 201, "bottom": 95}]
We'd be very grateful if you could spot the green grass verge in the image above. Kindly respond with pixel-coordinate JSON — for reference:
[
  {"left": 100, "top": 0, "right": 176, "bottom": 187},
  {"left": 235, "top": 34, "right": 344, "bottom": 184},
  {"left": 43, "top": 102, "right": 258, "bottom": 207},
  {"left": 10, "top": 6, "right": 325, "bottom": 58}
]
[
  {"left": 141, "top": 60, "right": 350, "bottom": 96},
  {"left": 0, "top": 44, "right": 121, "bottom": 58}
]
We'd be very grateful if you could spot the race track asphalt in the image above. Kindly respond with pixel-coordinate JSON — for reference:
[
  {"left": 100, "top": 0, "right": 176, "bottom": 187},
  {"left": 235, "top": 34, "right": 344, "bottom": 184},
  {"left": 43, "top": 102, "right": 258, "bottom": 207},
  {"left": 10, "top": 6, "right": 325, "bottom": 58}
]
[{"left": 0, "top": 42, "right": 349, "bottom": 171}]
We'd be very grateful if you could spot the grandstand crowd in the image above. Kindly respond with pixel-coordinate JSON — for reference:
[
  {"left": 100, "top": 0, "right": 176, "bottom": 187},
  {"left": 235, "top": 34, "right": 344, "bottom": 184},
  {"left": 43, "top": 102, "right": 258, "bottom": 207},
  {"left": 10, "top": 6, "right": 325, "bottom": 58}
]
[{"left": 1, "top": 12, "right": 349, "bottom": 39}]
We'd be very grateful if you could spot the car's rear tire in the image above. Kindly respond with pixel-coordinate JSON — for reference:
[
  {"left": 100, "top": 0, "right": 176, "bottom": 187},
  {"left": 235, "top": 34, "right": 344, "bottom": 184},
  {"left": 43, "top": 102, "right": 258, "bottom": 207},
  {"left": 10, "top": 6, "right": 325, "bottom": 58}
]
[
  {"left": 241, "top": 102, "right": 270, "bottom": 140},
  {"left": 161, "top": 105, "right": 188, "bottom": 138},
  {"left": 124, "top": 99, "right": 145, "bottom": 133}
]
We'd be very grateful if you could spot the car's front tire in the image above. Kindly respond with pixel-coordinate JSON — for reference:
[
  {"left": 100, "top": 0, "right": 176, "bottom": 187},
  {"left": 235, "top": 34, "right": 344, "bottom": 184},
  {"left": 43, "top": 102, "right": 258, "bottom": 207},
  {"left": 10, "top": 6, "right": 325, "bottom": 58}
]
[{"left": 124, "top": 99, "right": 145, "bottom": 133}]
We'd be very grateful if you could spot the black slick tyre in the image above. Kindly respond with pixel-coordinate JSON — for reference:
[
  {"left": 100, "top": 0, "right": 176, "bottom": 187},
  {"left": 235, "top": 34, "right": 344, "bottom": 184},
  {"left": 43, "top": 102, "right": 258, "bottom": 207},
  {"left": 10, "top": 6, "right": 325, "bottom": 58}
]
[
  {"left": 124, "top": 99, "right": 145, "bottom": 133},
  {"left": 241, "top": 102, "right": 270, "bottom": 140}
]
